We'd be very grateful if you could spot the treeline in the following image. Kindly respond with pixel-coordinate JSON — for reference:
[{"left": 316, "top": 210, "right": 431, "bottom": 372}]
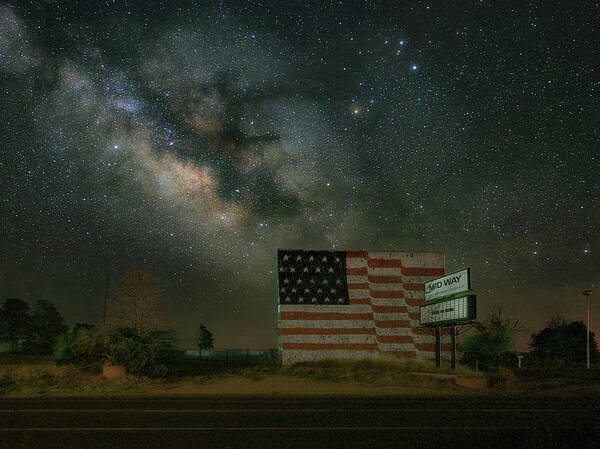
[
  {"left": 459, "top": 308, "right": 599, "bottom": 370},
  {"left": 0, "top": 298, "right": 67, "bottom": 354},
  {"left": 1, "top": 271, "right": 215, "bottom": 379}
]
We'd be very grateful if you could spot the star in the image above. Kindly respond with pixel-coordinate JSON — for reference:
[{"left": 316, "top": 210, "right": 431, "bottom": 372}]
[
  {"left": 283, "top": 254, "right": 289, "bottom": 261},
  {"left": 311, "top": 297, "right": 317, "bottom": 303}
]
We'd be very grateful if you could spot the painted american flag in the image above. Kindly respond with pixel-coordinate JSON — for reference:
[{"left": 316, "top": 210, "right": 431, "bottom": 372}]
[{"left": 277, "top": 249, "right": 450, "bottom": 364}]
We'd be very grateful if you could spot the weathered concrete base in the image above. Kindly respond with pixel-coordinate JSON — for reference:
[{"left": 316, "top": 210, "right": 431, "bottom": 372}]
[
  {"left": 102, "top": 364, "right": 127, "bottom": 379},
  {"left": 455, "top": 376, "right": 488, "bottom": 389}
]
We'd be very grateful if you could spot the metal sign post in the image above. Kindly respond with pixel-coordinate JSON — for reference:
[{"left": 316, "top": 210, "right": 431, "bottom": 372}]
[
  {"left": 435, "top": 326, "right": 441, "bottom": 368},
  {"left": 450, "top": 325, "right": 456, "bottom": 371}
]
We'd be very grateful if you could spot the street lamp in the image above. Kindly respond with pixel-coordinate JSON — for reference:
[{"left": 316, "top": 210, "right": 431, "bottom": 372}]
[{"left": 583, "top": 290, "right": 592, "bottom": 369}]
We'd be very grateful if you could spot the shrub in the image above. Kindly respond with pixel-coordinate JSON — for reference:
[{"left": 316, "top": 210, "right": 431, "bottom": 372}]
[
  {"left": 108, "top": 328, "right": 171, "bottom": 378},
  {"left": 0, "top": 375, "right": 16, "bottom": 394},
  {"left": 460, "top": 333, "right": 517, "bottom": 371},
  {"left": 53, "top": 327, "right": 109, "bottom": 366}
]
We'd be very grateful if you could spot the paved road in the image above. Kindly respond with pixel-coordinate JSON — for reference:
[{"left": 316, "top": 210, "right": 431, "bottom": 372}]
[{"left": 0, "top": 396, "right": 598, "bottom": 448}]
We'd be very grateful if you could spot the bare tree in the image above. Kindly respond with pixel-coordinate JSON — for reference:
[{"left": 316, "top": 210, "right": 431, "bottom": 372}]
[{"left": 107, "top": 269, "right": 166, "bottom": 334}]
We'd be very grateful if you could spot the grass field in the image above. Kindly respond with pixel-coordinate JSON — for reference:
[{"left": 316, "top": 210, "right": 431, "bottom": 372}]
[{"left": 1, "top": 354, "right": 599, "bottom": 398}]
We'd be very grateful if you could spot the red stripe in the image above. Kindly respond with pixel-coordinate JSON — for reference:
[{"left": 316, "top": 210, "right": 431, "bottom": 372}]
[
  {"left": 345, "top": 267, "right": 443, "bottom": 277},
  {"left": 346, "top": 251, "right": 368, "bottom": 258},
  {"left": 280, "top": 328, "right": 376, "bottom": 335},
  {"left": 368, "top": 275, "right": 403, "bottom": 283},
  {"left": 370, "top": 290, "right": 404, "bottom": 298},
  {"left": 403, "top": 267, "right": 445, "bottom": 276},
  {"left": 282, "top": 343, "right": 378, "bottom": 351},
  {"left": 349, "top": 298, "right": 370, "bottom": 305},
  {"left": 347, "top": 282, "right": 369, "bottom": 289},
  {"left": 415, "top": 343, "right": 452, "bottom": 352},
  {"left": 371, "top": 305, "right": 408, "bottom": 313},
  {"left": 376, "top": 335, "right": 414, "bottom": 343},
  {"left": 367, "top": 258, "right": 403, "bottom": 268},
  {"left": 373, "top": 320, "right": 410, "bottom": 328},
  {"left": 403, "top": 283, "right": 424, "bottom": 291},
  {"left": 280, "top": 311, "right": 373, "bottom": 321}
]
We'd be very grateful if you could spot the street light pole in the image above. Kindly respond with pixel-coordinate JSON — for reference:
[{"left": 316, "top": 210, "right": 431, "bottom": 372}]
[{"left": 583, "top": 290, "right": 592, "bottom": 369}]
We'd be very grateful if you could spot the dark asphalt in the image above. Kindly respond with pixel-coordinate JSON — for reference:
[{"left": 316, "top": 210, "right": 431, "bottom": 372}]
[{"left": 0, "top": 397, "right": 599, "bottom": 448}]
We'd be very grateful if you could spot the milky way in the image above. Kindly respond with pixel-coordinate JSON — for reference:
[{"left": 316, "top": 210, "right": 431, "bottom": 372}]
[{"left": 1, "top": 1, "right": 598, "bottom": 349}]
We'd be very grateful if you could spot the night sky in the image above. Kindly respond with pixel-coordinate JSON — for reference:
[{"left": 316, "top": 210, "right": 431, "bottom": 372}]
[{"left": 1, "top": 1, "right": 598, "bottom": 350}]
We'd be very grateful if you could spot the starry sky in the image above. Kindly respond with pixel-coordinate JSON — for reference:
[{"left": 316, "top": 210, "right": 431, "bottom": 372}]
[{"left": 1, "top": 1, "right": 598, "bottom": 350}]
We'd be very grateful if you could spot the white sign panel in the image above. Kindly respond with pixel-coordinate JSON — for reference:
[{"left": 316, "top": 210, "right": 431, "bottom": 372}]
[
  {"left": 424, "top": 268, "right": 470, "bottom": 302},
  {"left": 420, "top": 295, "right": 476, "bottom": 326}
]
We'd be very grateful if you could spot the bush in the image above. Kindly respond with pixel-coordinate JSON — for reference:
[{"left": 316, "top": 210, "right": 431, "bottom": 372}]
[
  {"left": 53, "top": 328, "right": 108, "bottom": 366},
  {"left": 460, "top": 333, "right": 517, "bottom": 371},
  {"left": 108, "top": 328, "right": 173, "bottom": 378},
  {"left": 0, "top": 375, "right": 16, "bottom": 394}
]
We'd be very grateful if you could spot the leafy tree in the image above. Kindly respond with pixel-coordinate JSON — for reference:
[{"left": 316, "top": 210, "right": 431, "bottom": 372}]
[
  {"left": 0, "top": 298, "right": 31, "bottom": 352},
  {"left": 460, "top": 307, "right": 521, "bottom": 370},
  {"left": 530, "top": 320, "right": 599, "bottom": 365},
  {"left": 23, "top": 300, "right": 68, "bottom": 354},
  {"left": 108, "top": 269, "right": 166, "bottom": 334},
  {"left": 197, "top": 324, "right": 214, "bottom": 350}
]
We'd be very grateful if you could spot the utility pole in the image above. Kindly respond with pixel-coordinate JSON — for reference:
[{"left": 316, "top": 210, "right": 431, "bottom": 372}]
[{"left": 583, "top": 290, "right": 592, "bottom": 369}]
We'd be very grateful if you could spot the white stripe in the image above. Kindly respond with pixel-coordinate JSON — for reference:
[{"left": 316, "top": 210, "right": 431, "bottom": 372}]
[
  {"left": 373, "top": 313, "right": 412, "bottom": 321},
  {"left": 280, "top": 335, "right": 376, "bottom": 344},
  {"left": 405, "top": 290, "right": 425, "bottom": 299},
  {"left": 368, "top": 298, "right": 409, "bottom": 306},
  {"left": 367, "top": 267, "right": 402, "bottom": 276},
  {"left": 368, "top": 283, "right": 403, "bottom": 291},
  {"left": 377, "top": 342, "right": 429, "bottom": 352},
  {"left": 348, "top": 289, "right": 369, "bottom": 298},
  {"left": 346, "top": 275, "right": 368, "bottom": 283},
  {"left": 279, "top": 305, "right": 372, "bottom": 313},
  {"left": 281, "top": 350, "right": 378, "bottom": 364},
  {"left": 278, "top": 320, "right": 374, "bottom": 328}
]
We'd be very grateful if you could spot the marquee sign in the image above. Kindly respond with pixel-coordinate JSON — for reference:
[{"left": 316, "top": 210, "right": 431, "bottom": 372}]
[
  {"left": 419, "top": 294, "right": 477, "bottom": 326},
  {"left": 424, "top": 268, "right": 470, "bottom": 302}
]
